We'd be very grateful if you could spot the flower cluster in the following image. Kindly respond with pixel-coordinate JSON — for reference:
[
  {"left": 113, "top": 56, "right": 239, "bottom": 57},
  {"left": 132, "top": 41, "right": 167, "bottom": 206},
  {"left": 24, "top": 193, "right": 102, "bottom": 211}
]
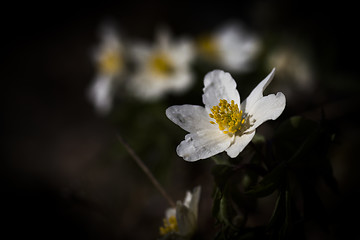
[
  {"left": 85, "top": 19, "right": 338, "bottom": 240},
  {"left": 87, "top": 22, "right": 261, "bottom": 115},
  {"left": 83, "top": 12, "right": 343, "bottom": 240}
]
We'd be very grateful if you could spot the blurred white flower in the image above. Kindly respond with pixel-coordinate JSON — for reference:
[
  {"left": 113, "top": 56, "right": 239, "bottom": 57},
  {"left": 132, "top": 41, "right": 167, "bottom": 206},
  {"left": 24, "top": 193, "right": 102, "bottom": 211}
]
[
  {"left": 197, "top": 22, "right": 261, "bottom": 73},
  {"left": 87, "top": 24, "right": 125, "bottom": 115},
  {"left": 166, "top": 69, "right": 286, "bottom": 162},
  {"left": 128, "top": 30, "right": 195, "bottom": 100},
  {"left": 266, "top": 44, "right": 315, "bottom": 97},
  {"left": 159, "top": 186, "right": 201, "bottom": 238}
]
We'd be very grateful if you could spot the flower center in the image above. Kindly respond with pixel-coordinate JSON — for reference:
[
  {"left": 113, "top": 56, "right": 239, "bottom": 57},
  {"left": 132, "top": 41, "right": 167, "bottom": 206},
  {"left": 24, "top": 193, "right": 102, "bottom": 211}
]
[
  {"left": 209, "top": 99, "right": 249, "bottom": 135},
  {"left": 150, "top": 52, "right": 175, "bottom": 77},
  {"left": 197, "top": 35, "right": 219, "bottom": 59},
  {"left": 99, "top": 50, "right": 123, "bottom": 75},
  {"left": 159, "top": 215, "right": 178, "bottom": 236}
]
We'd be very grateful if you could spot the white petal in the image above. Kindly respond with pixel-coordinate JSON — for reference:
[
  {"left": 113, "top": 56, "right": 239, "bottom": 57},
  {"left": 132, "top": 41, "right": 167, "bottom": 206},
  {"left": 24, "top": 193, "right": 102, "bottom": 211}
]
[
  {"left": 176, "top": 129, "right": 232, "bottom": 162},
  {"left": 202, "top": 70, "right": 240, "bottom": 112},
  {"left": 165, "top": 207, "right": 176, "bottom": 219},
  {"left": 169, "top": 38, "right": 195, "bottom": 66},
  {"left": 166, "top": 105, "right": 215, "bottom": 133},
  {"left": 188, "top": 186, "right": 201, "bottom": 220},
  {"left": 242, "top": 68, "right": 275, "bottom": 113},
  {"left": 175, "top": 186, "right": 201, "bottom": 237},
  {"left": 164, "top": 70, "right": 194, "bottom": 94},
  {"left": 87, "top": 75, "right": 113, "bottom": 115},
  {"left": 225, "top": 131, "right": 256, "bottom": 158},
  {"left": 248, "top": 92, "right": 286, "bottom": 129},
  {"left": 130, "top": 42, "right": 151, "bottom": 63},
  {"left": 183, "top": 191, "right": 192, "bottom": 208},
  {"left": 127, "top": 72, "right": 165, "bottom": 100},
  {"left": 156, "top": 28, "right": 171, "bottom": 49},
  {"left": 216, "top": 23, "right": 260, "bottom": 72},
  {"left": 176, "top": 202, "right": 196, "bottom": 236},
  {"left": 93, "top": 24, "right": 122, "bottom": 62}
]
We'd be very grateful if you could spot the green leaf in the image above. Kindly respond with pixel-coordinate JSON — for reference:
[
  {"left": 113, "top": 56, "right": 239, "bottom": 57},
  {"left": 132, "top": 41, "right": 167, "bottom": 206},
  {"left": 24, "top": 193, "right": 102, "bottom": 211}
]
[
  {"left": 244, "top": 162, "right": 286, "bottom": 198},
  {"left": 267, "top": 191, "right": 282, "bottom": 229},
  {"left": 213, "top": 184, "right": 248, "bottom": 231},
  {"left": 279, "top": 188, "right": 291, "bottom": 239},
  {"left": 246, "top": 117, "right": 325, "bottom": 198},
  {"left": 213, "top": 188, "right": 235, "bottom": 229},
  {"left": 251, "top": 133, "right": 266, "bottom": 145},
  {"left": 246, "top": 116, "right": 333, "bottom": 198},
  {"left": 266, "top": 186, "right": 292, "bottom": 239},
  {"left": 273, "top": 116, "right": 320, "bottom": 164},
  {"left": 212, "top": 165, "right": 234, "bottom": 192},
  {"left": 219, "top": 195, "right": 232, "bottom": 227},
  {"left": 212, "top": 187, "right": 222, "bottom": 221},
  {"left": 211, "top": 155, "right": 235, "bottom": 166}
]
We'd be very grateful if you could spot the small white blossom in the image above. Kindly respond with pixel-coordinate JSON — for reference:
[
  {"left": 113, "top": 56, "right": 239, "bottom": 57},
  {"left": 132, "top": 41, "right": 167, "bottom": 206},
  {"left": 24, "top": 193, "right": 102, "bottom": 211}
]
[
  {"left": 166, "top": 69, "right": 286, "bottom": 162},
  {"left": 128, "top": 29, "right": 195, "bottom": 101},
  {"left": 266, "top": 44, "right": 315, "bottom": 98},
  {"left": 197, "top": 22, "right": 261, "bottom": 73},
  {"left": 87, "top": 24, "right": 125, "bottom": 115},
  {"left": 159, "top": 186, "right": 201, "bottom": 237}
]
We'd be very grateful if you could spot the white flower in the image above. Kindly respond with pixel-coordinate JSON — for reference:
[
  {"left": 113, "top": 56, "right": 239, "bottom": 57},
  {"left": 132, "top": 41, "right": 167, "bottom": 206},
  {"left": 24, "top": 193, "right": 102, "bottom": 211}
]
[
  {"left": 87, "top": 24, "right": 125, "bottom": 115},
  {"left": 266, "top": 44, "right": 315, "bottom": 97},
  {"left": 128, "top": 29, "right": 195, "bottom": 100},
  {"left": 197, "top": 22, "right": 261, "bottom": 73},
  {"left": 160, "top": 186, "right": 201, "bottom": 237},
  {"left": 166, "top": 69, "right": 286, "bottom": 162},
  {"left": 93, "top": 25, "right": 125, "bottom": 77}
]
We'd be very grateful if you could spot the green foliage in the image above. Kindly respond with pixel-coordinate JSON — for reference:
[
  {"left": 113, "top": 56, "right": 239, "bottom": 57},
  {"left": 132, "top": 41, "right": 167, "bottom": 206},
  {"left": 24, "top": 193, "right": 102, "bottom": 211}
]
[{"left": 211, "top": 116, "right": 337, "bottom": 239}]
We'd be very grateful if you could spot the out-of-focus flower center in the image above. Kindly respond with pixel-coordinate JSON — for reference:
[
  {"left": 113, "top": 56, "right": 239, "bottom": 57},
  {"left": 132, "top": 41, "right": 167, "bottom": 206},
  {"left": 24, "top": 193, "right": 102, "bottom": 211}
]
[
  {"left": 209, "top": 99, "right": 249, "bottom": 135},
  {"left": 99, "top": 50, "right": 123, "bottom": 75},
  {"left": 150, "top": 53, "right": 174, "bottom": 77},
  {"left": 159, "top": 215, "right": 178, "bottom": 236},
  {"left": 197, "top": 35, "right": 219, "bottom": 59}
]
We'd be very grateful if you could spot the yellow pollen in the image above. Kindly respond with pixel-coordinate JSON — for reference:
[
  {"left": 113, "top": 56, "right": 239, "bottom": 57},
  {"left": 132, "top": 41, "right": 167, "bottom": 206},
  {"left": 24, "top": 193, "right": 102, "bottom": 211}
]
[
  {"left": 150, "top": 53, "right": 174, "bottom": 77},
  {"left": 197, "top": 35, "right": 219, "bottom": 59},
  {"left": 159, "top": 215, "right": 178, "bottom": 236},
  {"left": 99, "top": 50, "right": 123, "bottom": 75},
  {"left": 209, "top": 99, "right": 247, "bottom": 135}
]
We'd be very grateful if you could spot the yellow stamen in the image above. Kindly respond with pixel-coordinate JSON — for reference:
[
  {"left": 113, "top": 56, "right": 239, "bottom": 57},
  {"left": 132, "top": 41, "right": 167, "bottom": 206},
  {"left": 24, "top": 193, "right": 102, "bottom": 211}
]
[
  {"left": 197, "top": 35, "right": 219, "bottom": 59},
  {"left": 99, "top": 50, "right": 123, "bottom": 75},
  {"left": 150, "top": 52, "right": 174, "bottom": 77},
  {"left": 159, "top": 215, "right": 178, "bottom": 236},
  {"left": 209, "top": 99, "right": 249, "bottom": 135}
]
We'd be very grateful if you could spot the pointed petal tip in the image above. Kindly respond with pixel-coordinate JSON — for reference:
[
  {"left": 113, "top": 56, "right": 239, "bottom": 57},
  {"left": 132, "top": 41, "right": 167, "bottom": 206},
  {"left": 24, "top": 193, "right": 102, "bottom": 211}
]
[{"left": 268, "top": 67, "right": 276, "bottom": 78}]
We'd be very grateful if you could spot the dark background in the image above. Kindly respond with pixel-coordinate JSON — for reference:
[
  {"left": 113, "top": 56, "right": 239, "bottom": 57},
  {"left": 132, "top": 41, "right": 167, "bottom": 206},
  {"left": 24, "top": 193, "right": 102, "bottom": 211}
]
[{"left": 2, "top": 0, "right": 359, "bottom": 239}]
